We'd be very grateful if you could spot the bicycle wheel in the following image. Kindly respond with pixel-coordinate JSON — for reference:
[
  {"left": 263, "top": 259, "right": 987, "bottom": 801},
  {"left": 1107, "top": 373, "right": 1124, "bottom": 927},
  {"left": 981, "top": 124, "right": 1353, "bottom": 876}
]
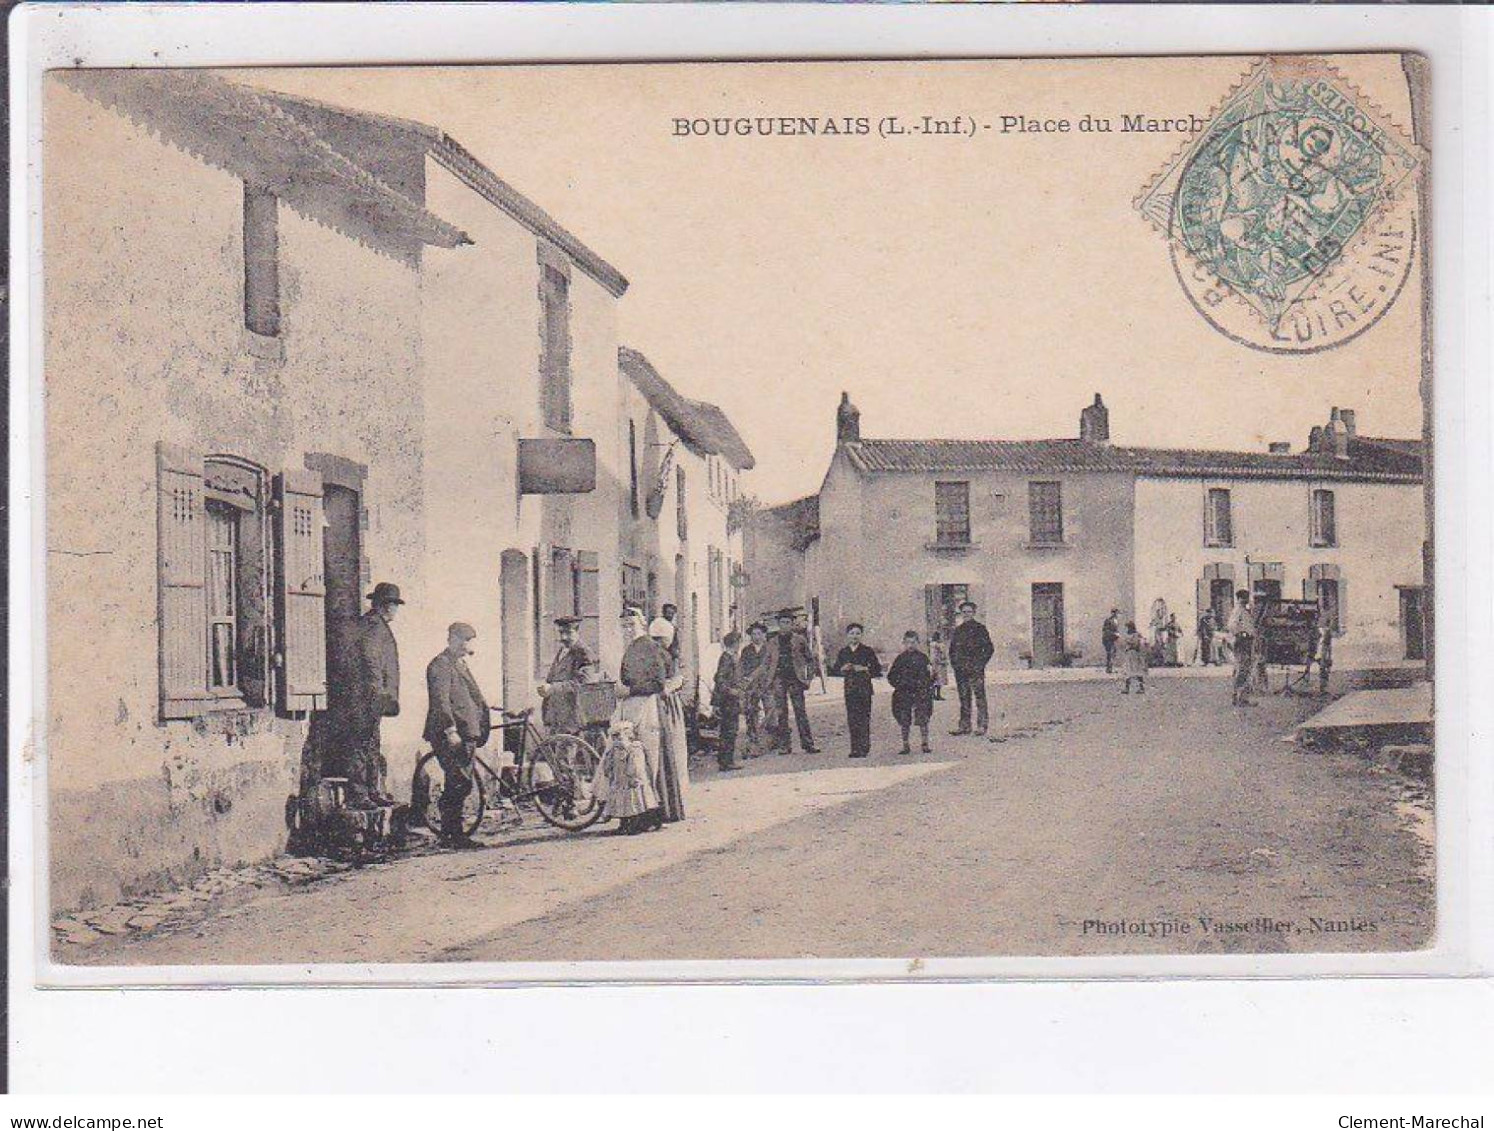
[
  {"left": 411, "top": 750, "right": 486, "bottom": 838},
  {"left": 528, "top": 733, "right": 604, "bottom": 831}
]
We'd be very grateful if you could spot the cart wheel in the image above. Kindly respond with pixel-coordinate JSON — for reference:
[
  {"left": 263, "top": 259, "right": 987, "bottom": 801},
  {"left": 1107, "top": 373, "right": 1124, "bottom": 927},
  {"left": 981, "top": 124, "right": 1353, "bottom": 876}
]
[
  {"left": 529, "top": 733, "right": 604, "bottom": 831},
  {"left": 411, "top": 750, "right": 486, "bottom": 838}
]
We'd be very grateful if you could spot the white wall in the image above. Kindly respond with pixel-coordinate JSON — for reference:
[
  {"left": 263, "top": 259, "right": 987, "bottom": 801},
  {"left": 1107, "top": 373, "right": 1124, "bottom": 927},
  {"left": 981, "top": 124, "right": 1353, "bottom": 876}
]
[{"left": 1133, "top": 476, "right": 1425, "bottom": 666}]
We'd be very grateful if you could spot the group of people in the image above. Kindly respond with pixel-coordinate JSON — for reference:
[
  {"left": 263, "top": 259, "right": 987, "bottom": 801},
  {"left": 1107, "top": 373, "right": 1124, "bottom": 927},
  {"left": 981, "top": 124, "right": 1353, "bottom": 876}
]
[
  {"left": 703, "top": 600, "right": 997, "bottom": 764},
  {"left": 1101, "top": 590, "right": 1335, "bottom": 705}
]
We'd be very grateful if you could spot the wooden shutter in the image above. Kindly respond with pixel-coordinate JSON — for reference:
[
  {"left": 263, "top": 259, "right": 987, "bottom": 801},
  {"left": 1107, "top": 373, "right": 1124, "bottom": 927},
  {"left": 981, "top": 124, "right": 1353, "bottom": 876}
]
[
  {"left": 1196, "top": 579, "right": 1211, "bottom": 621},
  {"left": 274, "top": 468, "right": 327, "bottom": 714},
  {"left": 157, "top": 443, "right": 209, "bottom": 719},
  {"left": 1336, "top": 578, "right": 1348, "bottom": 637},
  {"left": 1303, "top": 576, "right": 1318, "bottom": 602},
  {"left": 924, "top": 586, "right": 941, "bottom": 642},
  {"left": 576, "top": 550, "right": 602, "bottom": 661}
]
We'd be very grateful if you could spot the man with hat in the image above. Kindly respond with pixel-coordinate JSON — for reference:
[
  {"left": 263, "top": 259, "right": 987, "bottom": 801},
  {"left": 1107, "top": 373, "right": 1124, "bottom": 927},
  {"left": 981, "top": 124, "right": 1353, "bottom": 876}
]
[
  {"left": 763, "top": 607, "right": 820, "bottom": 755},
  {"left": 948, "top": 599, "right": 995, "bottom": 736},
  {"left": 423, "top": 622, "right": 491, "bottom": 848},
  {"left": 347, "top": 581, "right": 403, "bottom": 807},
  {"left": 538, "top": 615, "right": 594, "bottom": 733}
]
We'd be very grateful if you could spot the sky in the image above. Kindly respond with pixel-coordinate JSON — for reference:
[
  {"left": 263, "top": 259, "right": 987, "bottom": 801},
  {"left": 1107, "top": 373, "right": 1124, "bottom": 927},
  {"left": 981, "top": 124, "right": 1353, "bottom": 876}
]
[{"left": 239, "top": 57, "right": 1424, "bottom": 506}]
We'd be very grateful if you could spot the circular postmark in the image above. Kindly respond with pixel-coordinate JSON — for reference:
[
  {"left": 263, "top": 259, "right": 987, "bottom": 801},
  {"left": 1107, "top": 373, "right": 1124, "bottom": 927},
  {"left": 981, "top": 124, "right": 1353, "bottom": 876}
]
[
  {"left": 1170, "top": 193, "right": 1416, "bottom": 355},
  {"left": 1138, "top": 64, "right": 1422, "bottom": 354}
]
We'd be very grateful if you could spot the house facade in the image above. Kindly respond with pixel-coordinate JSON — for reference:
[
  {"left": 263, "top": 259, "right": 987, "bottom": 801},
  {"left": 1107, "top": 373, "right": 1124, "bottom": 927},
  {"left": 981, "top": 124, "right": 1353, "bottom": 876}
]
[
  {"left": 618, "top": 348, "right": 754, "bottom": 703},
  {"left": 43, "top": 71, "right": 632, "bottom": 911},
  {"left": 747, "top": 394, "right": 1425, "bottom": 671}
]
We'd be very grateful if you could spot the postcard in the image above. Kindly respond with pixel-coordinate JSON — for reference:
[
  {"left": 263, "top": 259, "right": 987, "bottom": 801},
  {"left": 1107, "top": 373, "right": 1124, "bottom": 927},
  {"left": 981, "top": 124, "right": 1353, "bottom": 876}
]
[{"left": 37, "top": 54, "right": 1436, "bottom": 972}]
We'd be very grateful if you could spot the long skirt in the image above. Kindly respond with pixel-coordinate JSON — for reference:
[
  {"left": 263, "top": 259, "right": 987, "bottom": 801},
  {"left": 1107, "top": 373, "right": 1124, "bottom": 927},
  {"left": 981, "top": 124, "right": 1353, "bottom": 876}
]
[{"left": 657, "top": 691, "right": 690, "bottom": 823}]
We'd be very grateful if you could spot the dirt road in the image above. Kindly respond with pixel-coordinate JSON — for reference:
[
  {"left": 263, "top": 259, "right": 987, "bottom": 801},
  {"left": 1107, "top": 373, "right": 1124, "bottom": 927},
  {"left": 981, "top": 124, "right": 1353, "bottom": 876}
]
[{"left": 73, "top": 674, "right": 1432, "bottom": 967}]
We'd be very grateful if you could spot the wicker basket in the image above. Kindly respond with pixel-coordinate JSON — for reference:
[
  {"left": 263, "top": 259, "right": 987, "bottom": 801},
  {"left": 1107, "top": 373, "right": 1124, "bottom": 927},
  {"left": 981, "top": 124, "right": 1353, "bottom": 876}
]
[{"left": 576, "top": 680, "right": 619, "bottom": 727}]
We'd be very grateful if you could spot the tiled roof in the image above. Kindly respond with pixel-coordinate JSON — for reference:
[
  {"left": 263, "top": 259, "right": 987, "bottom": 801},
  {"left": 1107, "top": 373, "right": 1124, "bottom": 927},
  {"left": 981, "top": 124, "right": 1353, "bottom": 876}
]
[
  {"left": 843, "top": 436, "right": 1422, "bottom": 482},
  {"left": 59, "top": 70, "right": 470, "bottom": 263},
  {"left": 60, "top": 71, "right": 627, "bottom": 293},
  {"left": 620, "top": 348, "right": 756, "bottom": 470},
  {"left": 249, "top": 88, "right": 629, "bottom": 296}
]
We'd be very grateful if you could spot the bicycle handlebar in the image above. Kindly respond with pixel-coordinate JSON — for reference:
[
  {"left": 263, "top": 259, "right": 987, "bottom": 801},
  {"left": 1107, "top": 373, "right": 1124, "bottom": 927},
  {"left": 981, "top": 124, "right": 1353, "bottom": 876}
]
[{"left": 491, "top": 706, "right": 533, "bottom": 722}]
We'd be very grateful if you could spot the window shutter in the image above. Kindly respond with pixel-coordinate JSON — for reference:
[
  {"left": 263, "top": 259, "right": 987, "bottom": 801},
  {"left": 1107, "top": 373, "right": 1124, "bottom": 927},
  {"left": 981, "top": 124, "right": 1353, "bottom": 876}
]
[
  {"left": 1303, "top": 577, "right": 1318, "bottom": 603},
  {"left": 157, "top": 442, "right": 210, "bottom": 719},
  {"left": 924, "top": 585, "right": 942, "bottom": 642},
  {"left": 576, "top": 550, "right": 602, "bottom": 661},
  {"left": 274, "top": 468, "right": 327, "bottom": 714},
  {"left": 1336, "top": 578, "right": 1348, "bottom": 637},
  {"left": 1196, "top": 579, "right": 1211, "bottom": 621}
]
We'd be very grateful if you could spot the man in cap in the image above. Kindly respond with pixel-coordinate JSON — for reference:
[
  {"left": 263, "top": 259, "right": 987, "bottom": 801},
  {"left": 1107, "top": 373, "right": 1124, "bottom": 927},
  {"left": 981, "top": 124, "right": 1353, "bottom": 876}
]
[
  {"left": 347, "top": 581, "right": 403, "bottom": 807},
  {"left": 948, "top": 599, "right": 995, "bottom": 735},
  {"left": 660, "top": 602, "right": 682, "bottom": 661},
  {"left": 764, "top": 608, "right": 820, "bottom": 754},
  {"left": 738, "top": 621, "right": 771, "bottom": 756},
  {"left": 423, "top": 622, "right": 491, "bottom": 848},
  {"left": 538, "top": 615, "right": 593, "bottom": 733}
]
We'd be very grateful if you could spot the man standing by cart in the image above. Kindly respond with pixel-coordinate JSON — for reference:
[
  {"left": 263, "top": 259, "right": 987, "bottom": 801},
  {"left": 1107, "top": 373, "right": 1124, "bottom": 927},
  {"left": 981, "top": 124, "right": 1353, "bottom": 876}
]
[
  {"left": 424, "top": 622, "right": 491, "bottom": 849},
  {"left": 538, "top": 615, "right": 593, "bottom": 734},
  {"left": 1225, "top": 589, "right": 1258, "bottom": 708}
]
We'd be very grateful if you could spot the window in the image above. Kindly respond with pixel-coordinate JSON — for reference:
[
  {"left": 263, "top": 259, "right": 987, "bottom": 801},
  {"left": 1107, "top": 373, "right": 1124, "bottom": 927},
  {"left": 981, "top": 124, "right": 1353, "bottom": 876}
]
[
  {"left": 157, "top": 444, "right": 322, "bottom": 719},
  {"left": 206, "top": 503, "right": 240, "bottom": 694},
  {"left": 1028, "top": 481, "right": 1064, "bottom": 545},
  {"left": 621, "top": 563, "right": 647, "bottom": 613},
  {"left": 934, "top": 481, "right": 971, "bottom": 546},
  {"left": 1205, "top": 488, "right": 1233, "bottom": 547},
  {"left": 628, "top": 419, "right": 640, "bottom": 519},
  {"left": 708, "top": 547, "right": 724, "bottom": 643},
  {"left": 243, "top": 183, "right": 280, "bottom": 338},
  {"left": 1311, "top": 488, "right": 1337, "bottom": 547},
  {"left": 539, "top": 259, "right": 572, "bottom": 433},
  {"left": 676, "top": 466, "right": 689, "bottom": 541}
]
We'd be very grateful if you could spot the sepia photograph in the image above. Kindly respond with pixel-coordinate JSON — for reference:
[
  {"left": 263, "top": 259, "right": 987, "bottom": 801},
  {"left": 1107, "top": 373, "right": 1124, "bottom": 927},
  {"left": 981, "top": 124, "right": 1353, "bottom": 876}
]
[{"left": 36, "top": 53, "right": 1437, "bottom": 972}]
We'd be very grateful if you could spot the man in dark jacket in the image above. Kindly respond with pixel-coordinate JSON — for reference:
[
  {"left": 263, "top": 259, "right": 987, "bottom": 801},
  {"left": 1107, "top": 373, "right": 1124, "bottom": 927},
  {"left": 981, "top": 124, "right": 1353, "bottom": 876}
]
[
  {"left": 712, "top": 631, "right": 745, "bottom": 772},
  {"left": 764, "top": 609, "right": 821, "bottom": 754},
  {"left": 738, "top": 621, "right": 770, "bottom": 756},
  {"left": 948, "top": 599, "right": 995, "bottom": 735},
  {"left": 423, "top": 622, "right": 491, "bottom": 847},
  {"left": 1102, "top": 609, "right": 1121, "bottom": 673},
  {"left": 347, "top": 581, "right": 403, "bottom": 807}
]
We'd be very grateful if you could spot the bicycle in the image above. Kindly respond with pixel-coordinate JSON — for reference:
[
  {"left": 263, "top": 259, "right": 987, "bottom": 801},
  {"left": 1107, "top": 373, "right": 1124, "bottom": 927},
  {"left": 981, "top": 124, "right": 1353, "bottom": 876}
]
[{"left": 410, "top": 706, "right": 606, "bottom": 838}]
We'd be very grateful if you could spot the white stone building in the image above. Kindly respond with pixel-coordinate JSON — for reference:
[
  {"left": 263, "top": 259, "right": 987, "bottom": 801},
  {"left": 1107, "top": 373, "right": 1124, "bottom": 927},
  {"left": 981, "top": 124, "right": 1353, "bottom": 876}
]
[{"left": 618, "top": 348, "right": 755, "bottom": 702}]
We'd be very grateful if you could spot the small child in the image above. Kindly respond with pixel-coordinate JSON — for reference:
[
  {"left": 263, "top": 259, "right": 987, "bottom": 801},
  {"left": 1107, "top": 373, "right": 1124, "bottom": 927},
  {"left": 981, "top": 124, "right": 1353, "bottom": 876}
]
[
  {"left": 598, "top": 720, "right": 660, "bottom": 835},
  {"left": 1121, "top": 620, "right": 1148, "bottom": 694},
  {"left": 929, "top": 632, "right": 949, "bottom": 701},
  {"left": 886, "top": 630, "right": 936, "bottom": 755}
]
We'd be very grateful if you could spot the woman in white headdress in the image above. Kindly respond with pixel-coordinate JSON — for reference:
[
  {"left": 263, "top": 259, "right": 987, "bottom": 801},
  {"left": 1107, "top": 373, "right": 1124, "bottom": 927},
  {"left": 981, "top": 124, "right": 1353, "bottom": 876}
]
[
  {"left": 649, "top": 616, "right": 690, "bottom": 823},
  {"left": 613, "top": 607, "right": 667, "bottom": 831}
]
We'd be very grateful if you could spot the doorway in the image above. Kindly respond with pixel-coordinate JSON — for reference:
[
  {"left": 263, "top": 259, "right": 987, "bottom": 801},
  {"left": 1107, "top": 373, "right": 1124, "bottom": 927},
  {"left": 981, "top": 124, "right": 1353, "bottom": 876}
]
[
  {"left": 500, "top": 550, "right": 530, "bottom": 711},
  {"left": 1400, "top": 587, "right": 1426, "bottom": 661},
  {"left": 1031, "top": 583, "right": 1066, "bottom": 668},
  {"left": 321, "top": 483, "right": 362, "bottom": 710},
  {"left": 1209, "top": 578, "right": 1236, "bottom": 623}
]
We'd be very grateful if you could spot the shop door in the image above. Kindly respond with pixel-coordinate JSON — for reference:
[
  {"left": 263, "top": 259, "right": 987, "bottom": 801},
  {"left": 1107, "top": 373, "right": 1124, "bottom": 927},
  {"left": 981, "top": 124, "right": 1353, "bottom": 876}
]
[{"left": 1031, "top": 583, "right": 1066, "bottom": 668}]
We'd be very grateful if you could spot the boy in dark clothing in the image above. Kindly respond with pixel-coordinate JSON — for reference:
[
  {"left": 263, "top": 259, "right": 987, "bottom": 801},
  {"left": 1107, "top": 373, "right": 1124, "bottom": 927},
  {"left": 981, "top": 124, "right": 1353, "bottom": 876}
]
[
  {"left": 886, "top": 630, "right": 935, "bottom": 756},
  {"left": 830, "top": 623, "right": 882, "bottom": 759},
  {"left": 712, "top": 631, "right": 744, "bottom": 771}
]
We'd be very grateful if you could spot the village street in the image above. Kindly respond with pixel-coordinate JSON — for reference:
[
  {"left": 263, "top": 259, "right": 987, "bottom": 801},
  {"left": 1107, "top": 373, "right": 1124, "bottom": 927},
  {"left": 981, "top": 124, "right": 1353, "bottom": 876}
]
[{"left": 68, "top": 671, "right": 1432, "bottom": 968}]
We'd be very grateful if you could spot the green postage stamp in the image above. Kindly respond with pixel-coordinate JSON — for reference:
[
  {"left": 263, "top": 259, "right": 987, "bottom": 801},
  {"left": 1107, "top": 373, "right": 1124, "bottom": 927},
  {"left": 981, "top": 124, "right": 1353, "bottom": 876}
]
[{"left": 1138, "top": 57, "right": 1424, "bottom": 354}]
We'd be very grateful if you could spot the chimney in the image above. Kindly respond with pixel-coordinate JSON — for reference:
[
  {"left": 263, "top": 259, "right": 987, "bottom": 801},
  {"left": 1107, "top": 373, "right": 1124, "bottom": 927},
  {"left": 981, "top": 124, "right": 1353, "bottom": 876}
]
[
  {"left": 836, "top": 391, "right": 861, "bottom": 444},
  {"left": 1080, "top": 393, "right": 1110, "bottom": 444},
  {"left": 1340, "top": 408, "right": 1357, "bottom": 438},
  {"left": 1308, "top": 425, "right": 1325, "bottom": 452},
  {"left": 1326, "top": 407, "right": 1350, "bottom": 459},
  {"left": 1268, "top": 441, "right": 1291, "bottom": 454}
]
